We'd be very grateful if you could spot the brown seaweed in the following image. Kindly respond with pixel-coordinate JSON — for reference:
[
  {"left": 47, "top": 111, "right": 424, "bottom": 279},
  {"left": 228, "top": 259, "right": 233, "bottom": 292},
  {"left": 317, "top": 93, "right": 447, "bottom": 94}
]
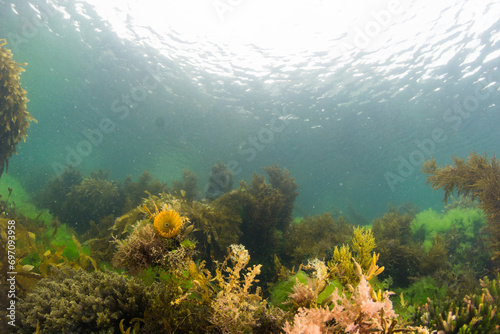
[{"left": 423, "top": 152, "right": 500, "bottom": 267}]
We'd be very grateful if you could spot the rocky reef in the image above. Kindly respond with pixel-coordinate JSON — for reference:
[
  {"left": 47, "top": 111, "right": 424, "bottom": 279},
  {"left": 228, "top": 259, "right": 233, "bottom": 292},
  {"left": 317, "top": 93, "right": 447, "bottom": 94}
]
[{"left": 4, "top": 160, "right": 500, "bottom": 333}]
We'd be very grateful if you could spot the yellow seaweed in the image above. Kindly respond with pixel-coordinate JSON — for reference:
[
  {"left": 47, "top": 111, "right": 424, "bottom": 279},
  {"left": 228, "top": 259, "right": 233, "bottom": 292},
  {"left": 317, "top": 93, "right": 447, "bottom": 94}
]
[{"left": 0, "top": 39, "right": 37, "bottom": 177}]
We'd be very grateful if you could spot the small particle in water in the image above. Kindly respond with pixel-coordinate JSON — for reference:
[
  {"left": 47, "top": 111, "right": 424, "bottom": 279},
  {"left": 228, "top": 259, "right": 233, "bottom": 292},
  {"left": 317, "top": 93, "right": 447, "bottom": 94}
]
[{"left": 155, "top": 116, "right": 166, "bottom": 128}]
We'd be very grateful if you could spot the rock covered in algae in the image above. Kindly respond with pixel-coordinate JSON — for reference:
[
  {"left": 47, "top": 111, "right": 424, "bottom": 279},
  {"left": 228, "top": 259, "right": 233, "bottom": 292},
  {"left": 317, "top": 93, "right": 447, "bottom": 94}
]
[
  {"left": 16, "top": 268, "right": 151, "bottom": 334},
  {"left": 0, "top": 39, "right": 36, "bottom": 177}
]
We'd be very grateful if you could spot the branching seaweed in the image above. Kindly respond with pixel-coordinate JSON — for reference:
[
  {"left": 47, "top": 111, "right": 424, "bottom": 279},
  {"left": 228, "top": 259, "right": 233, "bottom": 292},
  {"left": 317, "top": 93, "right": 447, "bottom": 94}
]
[{"left": 423, "top": 152, "right": 500, "bottom": 267}]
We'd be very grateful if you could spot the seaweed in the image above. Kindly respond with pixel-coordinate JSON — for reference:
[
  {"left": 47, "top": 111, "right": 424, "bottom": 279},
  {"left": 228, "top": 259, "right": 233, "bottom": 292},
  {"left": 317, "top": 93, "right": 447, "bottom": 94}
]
[
  {"left": 283, "top": 259, "right": 428, "bottom": 334},
  {"left": 109, "top": 192, "right": 237, "bottom": 274},
  {"left": 139, "top": 267, "right": 214, "bottom": 333},
  {"left": 281, "top": 213, "right": 352, "bottom": 268},
  {"left": 35, "top": 166, "right": 83, "bottom": 218},
  {"left": 36, "top": 168, "right": 121, "bottom": 234},
  {"left": 419, "top": 234, "right": 449, "bottom": 276},
  {"left": 119, "top": 170, "right": 168, "bottom": 210},
  {"left": 34, "top": 233, "right": 99, "bottom": 277},
  {"left": 0, "top": 39, "right": 37, "bottom": 178},
  {"left": 371, "top": 205, "right": 425, "bottom": 287},
  {"left": 286, "top": 258, "right": 334, "bottom": 310},
  {"left": 205, "top": 160, "right": 234, "bottom": 201},
  {"left": 209, "top": 244, "right": 286, "bottom": 333},
  {"left": 217, "top": 174, "right": 285, "bottom": 282},
  {"left": 134, "top": 192, "right": 242, "bottom": 263},
  {"left": 172, "top": 168, "right": 199, "bottom": 201},
  {"left": 263, "top": 164, "right": 299, "bottom": 231},
  {"left": 112, "top": 219, "right": 195, "bottom": 275},
  {"left": 16, "top": 268, "right": 153, "bottom": 334},
  {"left": 213, "top": 165, "right": 299, "bottom": 283},
  {"left": 412, "top": 207, "right": 492, "bottom": 277},
  {"left": 0, "top": 214, "right": 40, "bottom": 298},
  {"left": 423, "top": 153, "right": 500, "bottom": 268},
  {"left": 411, "top": 208, "right": 485, "bottom": 251},
  {"left": 394, "top": 276, "right": 448, "bottom": 312},
  {"left": 64, "top": 177, "right": 121, "bottom": 233},
  {"left": 182, "top": 198, "right": 242, "bottom": 261},
  {"left": 413, "top": 276, "right": 500, "bottom": 333},
  {"left": 328, "top": 226, "right": 383, "bottom": 286}
]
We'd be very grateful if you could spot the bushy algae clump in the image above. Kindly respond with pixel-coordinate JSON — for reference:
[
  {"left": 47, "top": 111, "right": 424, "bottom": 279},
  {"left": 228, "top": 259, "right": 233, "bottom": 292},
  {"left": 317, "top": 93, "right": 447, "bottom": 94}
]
[
  {"left": 412, "top": 207, "right": 485, "bottom": 250},
  {"left": 0, "top": 39, "right": 36, "bottom": 177},
  {"left": 9, "top": 160, "right": 500, "bottom": 333},
  {"left": 423, "top": 152, "right": 500, "bottom": 267}
]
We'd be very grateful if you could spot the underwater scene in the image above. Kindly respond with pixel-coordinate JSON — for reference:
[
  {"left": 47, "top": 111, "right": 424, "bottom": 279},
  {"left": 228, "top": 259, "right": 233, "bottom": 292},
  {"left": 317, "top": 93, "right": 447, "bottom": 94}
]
[{"left": 1, "top": 0, "right": 500, "bottom": 333}]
